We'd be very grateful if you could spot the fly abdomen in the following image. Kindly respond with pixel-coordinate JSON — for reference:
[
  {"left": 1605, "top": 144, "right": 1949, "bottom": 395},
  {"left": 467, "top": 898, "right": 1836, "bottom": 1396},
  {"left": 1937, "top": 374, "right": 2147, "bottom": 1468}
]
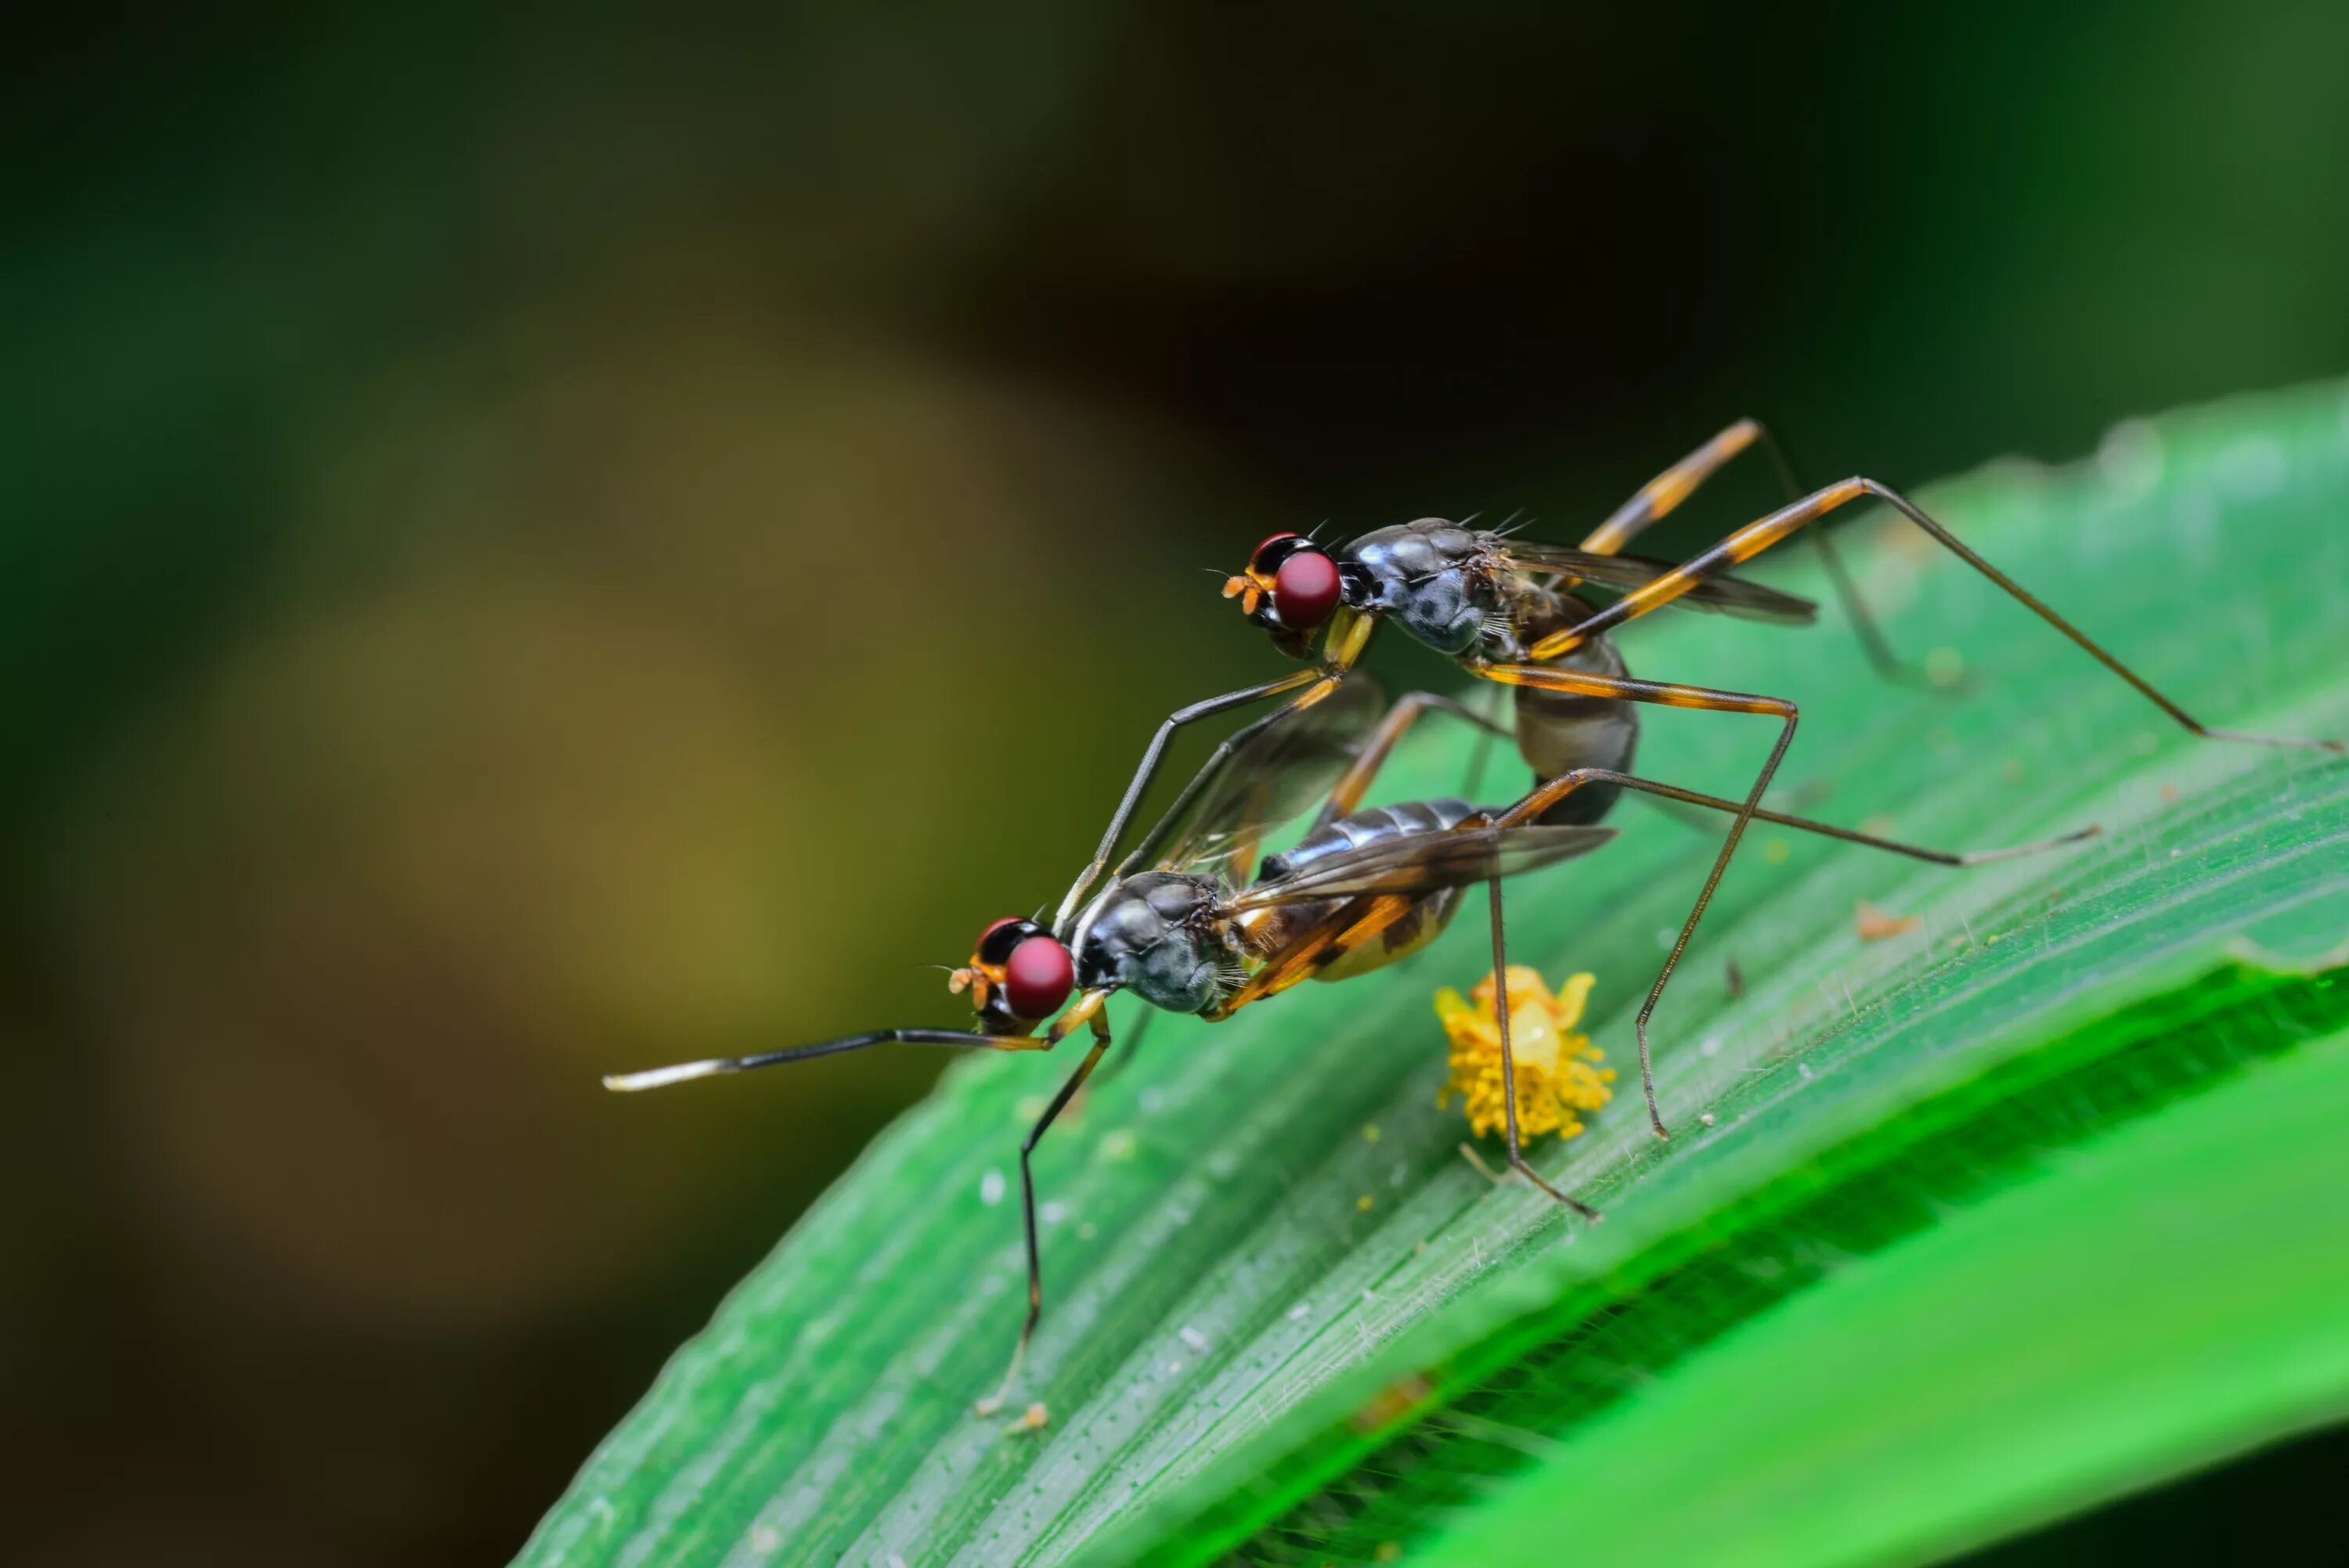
[
  {"left": 1252, "top": 798, "right": 1481, "bottom": 984},
  {"left": 1257, "top": 798, "right": 1481, "bottom": 884},
  {"left": 1510, "top": 590, "right": 1638, "bottom": 826}
]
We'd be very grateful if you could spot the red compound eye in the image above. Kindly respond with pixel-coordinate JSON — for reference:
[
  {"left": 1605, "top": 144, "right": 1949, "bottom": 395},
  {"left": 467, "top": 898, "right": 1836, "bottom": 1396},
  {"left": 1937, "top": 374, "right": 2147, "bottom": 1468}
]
[
  {"left": 1003, "top": 935, "right": 1075, "bottom": 1019},
  {"left": 1272, "top": 549, "right": 1341, "bottom": 629}
]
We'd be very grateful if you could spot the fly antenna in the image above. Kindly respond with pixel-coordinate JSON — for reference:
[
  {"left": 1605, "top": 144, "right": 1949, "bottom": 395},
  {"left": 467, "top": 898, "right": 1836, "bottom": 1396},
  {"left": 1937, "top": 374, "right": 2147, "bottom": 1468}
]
[
  {"left": 604, "top": 1058, "right": 741, "bottom": 1092},
  {"left": 603, "top": 1027, "right": 1015, "bottom": 1091}
]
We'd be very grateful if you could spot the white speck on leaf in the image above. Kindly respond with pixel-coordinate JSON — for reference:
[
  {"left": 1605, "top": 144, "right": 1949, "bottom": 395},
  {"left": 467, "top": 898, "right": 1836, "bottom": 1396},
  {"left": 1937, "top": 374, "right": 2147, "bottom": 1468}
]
[
  {"left": 1040, "top": 1200, "right": 1067, "bottom": 1225},
  {"left": 980, "top": 1170, "right": 1007, "bottom": 1206},
  {"left": 1287, "top": 1301, "right": 1312, "bottom": 1322},
  {"left": 1179, "top": 1325, "right": 1210, "bottom": 1353}
]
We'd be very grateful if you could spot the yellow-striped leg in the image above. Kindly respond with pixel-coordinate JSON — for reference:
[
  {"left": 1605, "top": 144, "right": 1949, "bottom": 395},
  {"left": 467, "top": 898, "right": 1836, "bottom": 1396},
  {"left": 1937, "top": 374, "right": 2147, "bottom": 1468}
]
[
  {"left": 1539, "top": 478, "right": 2342, "bottom": 755},
  {"left": 1474, "top": 661, "right": 1799, "bottom": 1138}
]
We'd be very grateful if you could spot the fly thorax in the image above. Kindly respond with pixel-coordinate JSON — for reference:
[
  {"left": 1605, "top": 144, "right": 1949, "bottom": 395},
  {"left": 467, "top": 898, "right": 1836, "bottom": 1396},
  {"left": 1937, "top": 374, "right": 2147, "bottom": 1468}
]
[
  {"left": 1072, "top": 871, "right": 1238, "bottom": 1015},
  {"left": 1342, "top": 521, "right": 1492, "bottom": 656}
]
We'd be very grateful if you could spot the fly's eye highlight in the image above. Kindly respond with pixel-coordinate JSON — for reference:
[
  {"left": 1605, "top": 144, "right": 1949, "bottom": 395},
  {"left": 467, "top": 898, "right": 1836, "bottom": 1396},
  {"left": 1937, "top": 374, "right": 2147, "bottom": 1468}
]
[
  {"left": 1250, "top": 532, "right": 1308, "bottom": 573},
  {"left": 1272, "top": 548, "right": 1342, "bottom": 629},
  {"left": 975, "top": 916, "right": 1042, "bottom": 966},
  {"left": 1002, "top": 935, "right": 1075, "bottom": 1020}
]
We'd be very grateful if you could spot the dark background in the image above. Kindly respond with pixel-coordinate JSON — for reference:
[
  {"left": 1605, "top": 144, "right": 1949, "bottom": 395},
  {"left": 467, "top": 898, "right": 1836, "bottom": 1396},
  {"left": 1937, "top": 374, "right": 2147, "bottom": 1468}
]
[{"left": 8, "top": 5, "right": 2348, "bottom": 1563}]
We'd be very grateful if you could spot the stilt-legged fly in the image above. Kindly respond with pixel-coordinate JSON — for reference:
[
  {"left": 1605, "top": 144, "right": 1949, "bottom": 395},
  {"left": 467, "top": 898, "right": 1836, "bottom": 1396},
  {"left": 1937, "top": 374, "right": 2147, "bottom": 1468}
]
[{"left": 1060, "top": 419, "right": 2344, "bottom": 1140}]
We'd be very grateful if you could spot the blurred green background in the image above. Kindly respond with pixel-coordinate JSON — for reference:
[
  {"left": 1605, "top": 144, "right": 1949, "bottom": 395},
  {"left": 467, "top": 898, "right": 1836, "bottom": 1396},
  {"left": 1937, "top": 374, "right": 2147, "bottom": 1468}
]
[{"left": 8, "top": 5, "right": 2349, "bottom": 1563}]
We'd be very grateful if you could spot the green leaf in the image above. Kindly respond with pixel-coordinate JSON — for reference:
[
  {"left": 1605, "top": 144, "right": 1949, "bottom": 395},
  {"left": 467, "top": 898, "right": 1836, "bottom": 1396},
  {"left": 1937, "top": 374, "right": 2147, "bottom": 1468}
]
[
  {"left": 1407, "top": 997, "right": 2349, "bottom": 1568},
  {"left": 518, "top": 380, "right": 2349, "bottom": 1568}
]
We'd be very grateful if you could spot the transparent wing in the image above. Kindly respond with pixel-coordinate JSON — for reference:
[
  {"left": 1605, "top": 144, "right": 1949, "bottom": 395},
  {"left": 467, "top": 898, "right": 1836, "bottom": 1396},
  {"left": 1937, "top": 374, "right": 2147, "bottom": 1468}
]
[
  {"left": 1229, "top": 823, "right": 1615, "bottom": 908},
  {"left": 1494, "top": 540, "right": 1818, "bottom": 625},
  {"left": 1150, "top": 673, "right": 1391, "bottom": 873}
]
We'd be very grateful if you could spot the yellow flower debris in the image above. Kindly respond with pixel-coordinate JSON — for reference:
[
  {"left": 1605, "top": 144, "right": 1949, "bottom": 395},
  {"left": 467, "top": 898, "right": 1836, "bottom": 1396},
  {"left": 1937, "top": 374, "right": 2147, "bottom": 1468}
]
[{"left": 1434, "top": 966, "right": 1613, "bottom": 1141}]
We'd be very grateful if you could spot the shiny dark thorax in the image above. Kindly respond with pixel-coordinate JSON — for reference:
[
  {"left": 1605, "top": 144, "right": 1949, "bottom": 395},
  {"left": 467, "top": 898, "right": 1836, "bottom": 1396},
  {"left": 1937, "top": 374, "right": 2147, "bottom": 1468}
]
[
  {"left": 1070, "top": 871, "right": 1244, "bottom": 1016},
  {"left": 1340, "top": 521, "right": 1498, "bottom": 655},
  {"left": 1340, "top": 519, "right": 1636, "bottom": 827}
]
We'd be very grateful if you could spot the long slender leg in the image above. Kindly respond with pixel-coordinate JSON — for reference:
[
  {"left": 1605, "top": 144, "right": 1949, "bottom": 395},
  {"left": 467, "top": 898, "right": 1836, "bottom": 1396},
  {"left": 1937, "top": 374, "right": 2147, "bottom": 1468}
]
[
  {"left": 1059, "top": 611, "right": 1383, "bottom": 929},
  {"left": 1311, "top": 690, "right": 1513, "bottom": 830},
  {"left": 1092, "top": 1004, "right": 1156, "bottom": 1086},
  {"left": 1539, "top": 478, "right": 2342, "bottom": 754},
  {"left": 602, "top": 1026, "right": 1049, "bottom": 1091},
  {"left": 1457, "top": 683, "right": 1510, "bottom": 802},
  {"left": 1473, "top": 661, "right": 1797, "bottom": 1140},
  {"left": 1054, "top": 668, "right": 1332, "bottom": 930},
  {"left": 1481, "top": 755, "right": 2098, "bottom": 1134},
  {"left": 1486, "top": 877, "right": 1601, "bottom": 1219},
  {"left": 1581, "top": 417, "right": 1918, "bottom": 682},
  {"left": 1513, "top": 768, "right": 2099, "bottom": 865},
  {"left": 1580, "top": 418, "right": 1780, "bottom": 555},
  {"left": 976, "top": 994, "right": 1114, "bottom": 1418}
]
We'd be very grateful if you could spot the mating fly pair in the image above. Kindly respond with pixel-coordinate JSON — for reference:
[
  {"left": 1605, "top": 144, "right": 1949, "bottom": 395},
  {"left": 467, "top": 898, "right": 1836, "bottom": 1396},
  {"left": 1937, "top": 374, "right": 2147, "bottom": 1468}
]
[
  {"left": 1062, "top": 417, "right": 2343, "bottom": 1140},
  {"left": 604, "top": 415, "right": 2342, "bottom": 1415}
]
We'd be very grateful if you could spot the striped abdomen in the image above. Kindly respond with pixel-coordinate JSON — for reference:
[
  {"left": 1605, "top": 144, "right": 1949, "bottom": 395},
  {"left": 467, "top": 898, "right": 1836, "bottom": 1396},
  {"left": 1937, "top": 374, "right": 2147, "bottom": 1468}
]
[
  {"left": 1258, "top": 798, "right": 1481, "bottom": 882},
  {"left": 1250, "top": 798, "right": 1479, "bottom": 985}
]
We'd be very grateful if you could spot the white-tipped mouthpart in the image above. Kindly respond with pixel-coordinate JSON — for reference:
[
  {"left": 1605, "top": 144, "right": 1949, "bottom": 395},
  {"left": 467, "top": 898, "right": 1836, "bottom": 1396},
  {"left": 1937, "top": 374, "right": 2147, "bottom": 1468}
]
[{"left": 603, "top": 1060, "right": 731, "bottom": 1092}]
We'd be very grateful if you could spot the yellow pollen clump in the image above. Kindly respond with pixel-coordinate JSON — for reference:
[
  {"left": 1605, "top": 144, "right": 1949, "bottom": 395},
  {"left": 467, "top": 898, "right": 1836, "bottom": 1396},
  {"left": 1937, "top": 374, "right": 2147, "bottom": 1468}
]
[{"left": 1434, "top": 966, "right": 1613, "bottom": 1141}]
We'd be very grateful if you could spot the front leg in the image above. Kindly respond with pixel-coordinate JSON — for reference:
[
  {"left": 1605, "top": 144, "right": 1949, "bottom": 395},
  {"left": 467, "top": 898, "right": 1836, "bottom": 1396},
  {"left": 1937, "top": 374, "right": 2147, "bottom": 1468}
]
[
  {"left": 1051, "top": 667, "right": 1332, "bottom": 932},
  {"left": 975, "top": 991, "right": 1115, "bottom": 1419},
  {"left": 1053, "top": 603, "right": 1383, "bottom": 931}
]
